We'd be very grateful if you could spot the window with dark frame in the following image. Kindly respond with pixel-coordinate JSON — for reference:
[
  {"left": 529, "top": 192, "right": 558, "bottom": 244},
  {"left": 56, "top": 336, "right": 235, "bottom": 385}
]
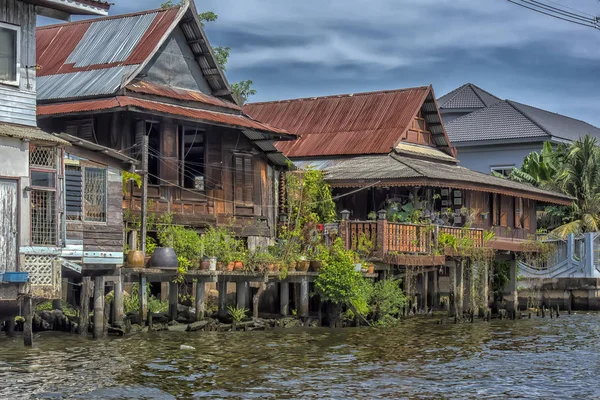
[
  {"left": 30, "top": 145, "right": 57, "bottom": 246},
  {"left": 0, "top": 22, "right": 19, "bottom": 85},
  {"left": 179, "top": 126, "right": 206, "bottom": 190},
  {"left": 65, "top": 165, "right": 83, "bottom": 221},
  {"left": 233, "top": 153, "right": 253, "bottom": 207}
]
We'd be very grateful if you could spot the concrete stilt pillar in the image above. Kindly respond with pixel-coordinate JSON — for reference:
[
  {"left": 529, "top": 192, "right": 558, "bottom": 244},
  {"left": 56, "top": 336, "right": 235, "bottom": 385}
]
[
  {"left": 169, "top": 282, "right": 179, "bottom": 322},
  {"left": 299, "top": 278, "right": 309, "bottom": 318},
  {"left": 450, "top": 264, "right": 457, "bottom": 317},
  {"left": 139, "top": 275, "right": 147, "bottom": 323},
  {"left": 433, "top": 269, "right": 439, "bottom": 310},
  {"left": 79, "top": 276, "right": 91, "bottom": 335},
  {"left": 237, "top": 282, "right": 250, "bottom": 309},
  {"left": 113, "top": 272, "right": 124, "bottom": 326},
  {"left": 23, "top": 296, "right": 32, "bottom": 346},
  {"left": 481, "top": 262, "right": 489, "bottom": 314},
  {"left": 5, "top": 318, "right": 15, "bottom": 337},
  {"left": 195, "top": 281, "right": 205, "bottom": 321},
  {"left": 218, "top": 279, "right": 227, "bottom": 318},
  {"left": 93, "top": 276, "right": 105, "bottom": 339},
  {"left": 280, "top": 282, "right": 289, "bottom": 316},
  {"left": 160, "top": 282, "right": 169, "bottom": 302},
  {"left": 423, "top": 271, "right": 429, "bottom": 311},
  {"left": 456, "top": 261, "right": 464, "bottom": 317}
]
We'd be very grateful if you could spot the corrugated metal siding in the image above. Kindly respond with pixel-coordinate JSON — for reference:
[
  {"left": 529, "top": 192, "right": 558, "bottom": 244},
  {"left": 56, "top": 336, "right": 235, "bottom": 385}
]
[
  {"left": 0, "top": 179, "right": 18, "bottom": 273},
  {"left": 0, "top": 87, "right": 37, "bottom": 127},
  {"left": 37, "top": 66, "right": 137, "bottom": 100},
  {"left": 37, "top": 23, "right": 91, "bottom": 76},
  {"left": 244, "top": 87, "right": 431, "bottom": 157},
  {"left": 67, "top": 13, "right": 157, "bottom": 67}
]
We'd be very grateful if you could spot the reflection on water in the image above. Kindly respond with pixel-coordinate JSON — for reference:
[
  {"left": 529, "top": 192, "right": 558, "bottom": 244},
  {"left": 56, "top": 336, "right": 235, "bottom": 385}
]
[{"left": 0, "top": 313, "right": 599, "bottom": 399}]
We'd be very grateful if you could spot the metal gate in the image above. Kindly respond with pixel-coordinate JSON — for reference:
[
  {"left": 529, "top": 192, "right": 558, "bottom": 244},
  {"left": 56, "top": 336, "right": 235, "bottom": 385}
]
[{"left": 0, "top": 179, "right": 18, "bottom": 274}]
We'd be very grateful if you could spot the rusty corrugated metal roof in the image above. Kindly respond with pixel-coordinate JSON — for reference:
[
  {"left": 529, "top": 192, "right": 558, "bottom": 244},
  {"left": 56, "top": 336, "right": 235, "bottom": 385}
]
[
  {"left": 37, "top": 96, "right": 294, "bottom": 137},
  {"left": 37, "top": 8, "right": 179, "bottom": 78},
  {"left": 36, "top": 4, "right": 235, "bottom": 102},
  {"left": 125, "top": 81, "right": 241, "bottom": 111},
  {"left": 244, "top": 86, "right": 441, "bottom": 158}
]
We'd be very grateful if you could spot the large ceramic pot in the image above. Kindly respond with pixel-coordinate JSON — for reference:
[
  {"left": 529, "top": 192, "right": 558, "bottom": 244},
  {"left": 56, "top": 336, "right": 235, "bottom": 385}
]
[
  {"left": 126, "top": 250, "right": 145, "bottom": 268},
  {"left": 288, "top": 261, "right": 297, "bottom": 272},
  {"left": 234, "top": 261, "right": 244, "bottom": 271},
  {"left": 200, "top": 258, "right": 210, "bottom": 271},
  {"left": 367, "top": 264, "right": 375, "bottom": 274},
  {"left": 227, "top": 262, "right": 235, "bottom": 272},
  {"left": 149, "top": 247, "right": 178, "bottom": 270},
  {"left": 297, "top": 260, "right": 310, "bottom": 272},
  {"left": 310, "top": 260, "right": 323, "bottom": 272}
]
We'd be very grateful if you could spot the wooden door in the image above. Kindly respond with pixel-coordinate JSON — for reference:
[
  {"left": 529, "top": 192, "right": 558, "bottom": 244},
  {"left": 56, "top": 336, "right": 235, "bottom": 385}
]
[{"left": 0, "top": 179, "right": 18, "bottom": 273}]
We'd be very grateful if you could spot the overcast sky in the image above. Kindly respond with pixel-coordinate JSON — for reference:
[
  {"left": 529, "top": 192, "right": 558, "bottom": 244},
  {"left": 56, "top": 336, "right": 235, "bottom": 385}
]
[{"left": 39, "top": 0, "right": 600, "bottom": 126}]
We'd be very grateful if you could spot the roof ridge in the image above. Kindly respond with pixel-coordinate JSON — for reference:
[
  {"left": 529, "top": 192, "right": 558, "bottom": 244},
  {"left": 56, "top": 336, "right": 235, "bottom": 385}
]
[
  {"left": 509, "top": 99, "right": 600, "bottom": 129},
  {"left": 37, "top": 6, "right": 177, "bottom": 30},
  {"left": 437, "top": 83, "right": 470, "bottom": 108},
  {"left": 389, "top": 153, "right": 427, "bottom": 177},
  {"left": 470, "top": 84, "right": 501, "bottom": 104},
  {"left": 247, "top": 86, "right": 430, "bottom": 106},
  {"left": 506, "top": 100, "right": 552, "bottom": 137},
  {"left": 468, "top": 83, "right": 490, "bottom": 107}
]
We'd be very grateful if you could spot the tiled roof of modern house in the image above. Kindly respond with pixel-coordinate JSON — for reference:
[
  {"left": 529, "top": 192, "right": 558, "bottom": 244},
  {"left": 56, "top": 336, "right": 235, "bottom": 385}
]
[
  {"left": 437, "top": 83, "right": 501, "bottom": 110},
  {"left": 445, "top": 99, "right": 600, "bottom": 144}
]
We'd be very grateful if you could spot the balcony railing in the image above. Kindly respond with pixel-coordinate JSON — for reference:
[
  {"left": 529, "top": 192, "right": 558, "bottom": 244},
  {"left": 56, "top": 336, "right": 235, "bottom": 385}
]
[{"left": 341, "top": 220, "right": 485, "bottom": 258}]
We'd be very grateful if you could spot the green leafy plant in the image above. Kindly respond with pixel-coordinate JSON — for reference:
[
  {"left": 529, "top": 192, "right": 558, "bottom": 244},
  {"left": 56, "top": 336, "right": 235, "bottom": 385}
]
[
  {"left": 367, "top": 211, "right": 377, "bottom": 221},
  {"left": 370, "top": 279, "right": 407, "bottom": 325},
  {"left": 122, "top": 171, "right": 142, "bottom": 195},
  {"left": 227, "top": 305, "right": 248, "bottom": 323}
]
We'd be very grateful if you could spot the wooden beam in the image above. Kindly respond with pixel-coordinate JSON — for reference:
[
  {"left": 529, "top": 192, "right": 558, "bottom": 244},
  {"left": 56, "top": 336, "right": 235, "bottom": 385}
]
[
  {"left": 187, "top": 39, "right": 205, "bottom": 45},
  {"left": 212, "top": 89, "right": 232, "bottom": 97}
]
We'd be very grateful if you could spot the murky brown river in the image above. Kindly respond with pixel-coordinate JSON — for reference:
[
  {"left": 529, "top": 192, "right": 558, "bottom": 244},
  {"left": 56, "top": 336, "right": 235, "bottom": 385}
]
[{"left": 0, "top": 313, "right": 599, "bottom": 399}]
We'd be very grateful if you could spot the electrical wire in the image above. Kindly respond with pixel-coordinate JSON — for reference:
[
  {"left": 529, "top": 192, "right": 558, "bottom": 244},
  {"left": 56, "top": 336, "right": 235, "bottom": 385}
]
[
  {"left": 523, "top": 0, "right": 597, "bottom": 23},
  {"left": 507, "top": 0, "right": 599, "bottom": 29},
  {"left": 544, "top": 0, "right": 597, "bottom": 18}
]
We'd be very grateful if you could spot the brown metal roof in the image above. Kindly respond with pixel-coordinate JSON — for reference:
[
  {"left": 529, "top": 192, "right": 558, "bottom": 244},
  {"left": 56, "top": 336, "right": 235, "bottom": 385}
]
[
  {"left": 125, "top": 81, "right": 241, "bottom": 112},
  {"left": 244, "top": 86, "right": 451, "bottom": 158},
  {"left": 36, "top": 97, "right": 294, "bottom": 137}
]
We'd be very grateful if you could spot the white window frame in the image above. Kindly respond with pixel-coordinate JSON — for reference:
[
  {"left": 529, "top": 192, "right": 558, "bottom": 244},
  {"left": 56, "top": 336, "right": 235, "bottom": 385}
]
[
  {"left": 491, "top": 165, "right": 515, "bottom": 177},
  {"left": 0, "top": 22, "right": 20, "bottom": 87}
]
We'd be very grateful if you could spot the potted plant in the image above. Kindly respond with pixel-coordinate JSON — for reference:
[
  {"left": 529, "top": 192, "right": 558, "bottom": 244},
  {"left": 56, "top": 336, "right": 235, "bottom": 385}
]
[
  {"left": 310, "top": 244, "right": 328, "bottom": 272},
  {"left": 297, "top": 255, "right": 310, "bottom": 272}
]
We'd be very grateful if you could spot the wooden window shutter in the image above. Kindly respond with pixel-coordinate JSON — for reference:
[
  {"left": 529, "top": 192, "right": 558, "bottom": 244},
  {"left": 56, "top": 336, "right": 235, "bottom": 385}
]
[
  {"left": 205, "top": 132, "right": 222, "bottom": 190},
  {"left": 500, "top": 195, "right": 509, "bottom": 227},
  {"left": 65, "top": 165, "right": 82, "bottom": 220},
  {"left": 234, "top": 155, "right": 244, "bottom": 204},
  {"left": 515, "top": 197, "right": 523, "bottom": 229},
  {"left": 159, "top": 122, "right": 178, "bottom": 184},
  {"left": 66, "top": 119, "right": 94, "bottom": 142},
  {"left": 492, "top": 194, "right": 499, "bottom": 225},
  {"left": 244, "top": 156, "right": 253, "bottom": 205}
]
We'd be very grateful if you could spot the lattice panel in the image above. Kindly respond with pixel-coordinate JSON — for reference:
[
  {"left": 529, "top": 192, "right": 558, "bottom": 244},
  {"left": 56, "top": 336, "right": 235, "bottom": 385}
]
[
  {"left": 31, "top": 190, "right": 57, "bottom": 245},
  {"left": 22, "top": 255, "right": 54, "bottom": 285},
  {"left": 30, "top": 146, "right": 56, "bottom": 169},
  {"left": 84, "top": 168, "right": 107, "bottom": 222}
]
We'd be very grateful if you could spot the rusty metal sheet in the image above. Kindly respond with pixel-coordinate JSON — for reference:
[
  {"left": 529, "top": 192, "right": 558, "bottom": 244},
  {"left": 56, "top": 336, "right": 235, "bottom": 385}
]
[{"left": 244, "top": 86, "right": 432, "bottom": 157}]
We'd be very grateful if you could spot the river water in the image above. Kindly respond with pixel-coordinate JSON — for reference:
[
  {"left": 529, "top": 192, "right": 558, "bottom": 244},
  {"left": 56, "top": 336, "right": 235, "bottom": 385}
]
[{"left": 0, "top": 313, "right": 599, "bottom": 399}]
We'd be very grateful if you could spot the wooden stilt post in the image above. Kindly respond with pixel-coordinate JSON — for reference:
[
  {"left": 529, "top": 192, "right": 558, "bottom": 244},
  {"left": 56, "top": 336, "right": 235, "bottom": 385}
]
[
  {"left": 79, "top": 276, "right": 91, "bottom": 335},
  {"left": 168, "top": 281, "right": 178, "bottom": 322},
  {"left": 195, "top": 281, "right": 205, "bottom": 321},
  {"left": 140, "top": 133, "right": 149, "bottom": 255},
  {"left": 450, "top": 263, "right": 457, "bottom": 317},
  {"left": 253, "top": 275, "right": 268, "bottom": 320},
  {"left": 237, "top": 282, "right": 249, "bottom": 310},
  {"left": 218, "top": 279, "right": 227, "bottom": 318},
  {"left": 423, "top": 271, "right": 429, "bottom": 311},
  {"left": 23, "top": 296, "right": 33, "bottom": 346},
  {"left": 433, "top": 269, "right": 439, "bottom": 310},
  {"left": 113, "top": 271, "right": 124, "bottom": 326},
  {"left": 93, "top": 276, "right": 105, "bottom": 339},
  {"left": 280, "top": 282, "right": 289, "bottom": 316},
  {"left": 299, "top": 278, "right": 309, "bottom": 319},
  {"left": 456, "top": 261, "right": 464, "bottom": 318},
  {"left": 138, "top": 275, "right": 147, "bottom": 323}
]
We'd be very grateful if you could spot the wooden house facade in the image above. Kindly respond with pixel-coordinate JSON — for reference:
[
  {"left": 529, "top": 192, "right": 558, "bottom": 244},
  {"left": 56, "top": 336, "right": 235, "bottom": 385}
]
[
  {"left": 0, "top": 0, "right": 108, "bottom": 314},
  {"left": 36, "top": 1, "right": 295, "bottom": 250}
]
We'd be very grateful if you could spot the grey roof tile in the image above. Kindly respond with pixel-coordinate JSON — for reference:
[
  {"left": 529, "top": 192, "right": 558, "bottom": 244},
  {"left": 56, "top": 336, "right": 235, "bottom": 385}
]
[
  {"left": 444, "top": 100, "right": 548, "bottom": 143},
  {"left": 437, "top": 83, "right": 501, "bottom": 109},
  {"left": 508, "top": 100, "right": 600, "bottom": 142}
]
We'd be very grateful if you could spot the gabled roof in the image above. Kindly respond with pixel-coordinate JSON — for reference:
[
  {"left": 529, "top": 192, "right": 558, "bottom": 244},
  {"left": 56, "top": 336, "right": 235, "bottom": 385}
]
[
  {"left": 36, "top": 1, "right": 234, "bottom": 102},
  {"left": 244, "top": 85, "right": 455, "bottom": 158},
  {"left": 437, "top": 83, "right": 501, "bottom": 110},
  {"left": 34, "top": 0, "right": 110, "bottom": 17},
  {"left": 445, "top": 100, "right": 600, "bottom": 144},
  {"left": 297, "top": 153, "right": 572, "bottom": 206}
]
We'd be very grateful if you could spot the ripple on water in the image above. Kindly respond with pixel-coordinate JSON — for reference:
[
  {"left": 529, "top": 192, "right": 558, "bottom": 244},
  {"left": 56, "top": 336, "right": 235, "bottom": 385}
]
[{"left": 1, "top": 315, "right": 600, "bottom": 398}]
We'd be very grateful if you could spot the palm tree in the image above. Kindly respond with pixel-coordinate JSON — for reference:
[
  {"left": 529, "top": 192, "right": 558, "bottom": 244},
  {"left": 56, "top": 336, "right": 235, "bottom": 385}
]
[{"left": 551, "top": 135, "right": 600, "bottom": 236}]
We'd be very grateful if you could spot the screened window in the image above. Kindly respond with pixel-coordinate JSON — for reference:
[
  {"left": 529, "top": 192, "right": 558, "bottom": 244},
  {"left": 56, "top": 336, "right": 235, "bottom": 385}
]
[
  {"left": 179, "top": 127, "right": 205, "bottom": 190},
  {"left": 0, "top": 23, "right": 19, "bottom": 84},
  {"left": 30, "top": 145, "right": 57, "bottom": 245},
  {"left": 84, "top": 168, "right": 107, "bottom": 222}
]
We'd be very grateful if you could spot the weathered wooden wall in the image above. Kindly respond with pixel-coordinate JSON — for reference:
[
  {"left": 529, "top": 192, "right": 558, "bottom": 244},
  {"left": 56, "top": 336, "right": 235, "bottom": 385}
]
[{"left": 0, "top": 0, "right": 37, "bottom": 126}]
